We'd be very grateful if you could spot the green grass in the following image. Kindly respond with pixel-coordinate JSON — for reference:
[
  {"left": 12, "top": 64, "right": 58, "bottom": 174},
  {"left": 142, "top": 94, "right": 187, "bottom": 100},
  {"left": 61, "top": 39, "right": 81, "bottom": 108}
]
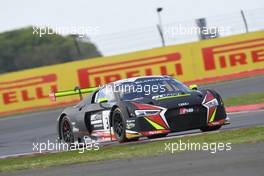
[
  {"left": 223, "top": 92, "right": 264, "bottom": 107},
  {"left": 1, "top": 126, "right": 264, "bottom": 173}
]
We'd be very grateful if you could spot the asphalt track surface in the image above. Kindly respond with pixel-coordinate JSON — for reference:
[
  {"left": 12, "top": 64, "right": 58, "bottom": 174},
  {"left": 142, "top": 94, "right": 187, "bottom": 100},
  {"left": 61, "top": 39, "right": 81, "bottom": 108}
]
[
  {"left": 2, "top": 142, "right": 263, "bottom": 176},
  {"left": 0, "top": 75, "right": 264, "bottom": 158}
]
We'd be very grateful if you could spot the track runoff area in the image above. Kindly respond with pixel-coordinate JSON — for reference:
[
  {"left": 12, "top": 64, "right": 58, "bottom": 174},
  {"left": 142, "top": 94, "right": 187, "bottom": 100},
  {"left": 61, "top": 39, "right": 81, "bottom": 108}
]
[{"left": 0, "top": 75, "right": 263, "bottom": 158}]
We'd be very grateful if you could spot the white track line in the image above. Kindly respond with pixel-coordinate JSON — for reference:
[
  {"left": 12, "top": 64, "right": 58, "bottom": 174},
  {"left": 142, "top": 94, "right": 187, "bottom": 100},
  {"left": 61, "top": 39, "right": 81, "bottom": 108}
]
[{"left": 227, "top": 109, "right": 264, "bottom": 115}]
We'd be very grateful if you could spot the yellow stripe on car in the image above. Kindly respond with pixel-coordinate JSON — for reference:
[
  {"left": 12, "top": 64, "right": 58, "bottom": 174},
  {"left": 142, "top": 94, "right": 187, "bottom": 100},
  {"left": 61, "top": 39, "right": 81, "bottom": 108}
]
[
  {"left": 209, "top": 108, "right": 217, "bottom": 123},
  {"left": 155, "top": 94, "right": 191, "bottom": 100},
  {"left": 144, "top": 117, "right": 165, "bottom": 130}
]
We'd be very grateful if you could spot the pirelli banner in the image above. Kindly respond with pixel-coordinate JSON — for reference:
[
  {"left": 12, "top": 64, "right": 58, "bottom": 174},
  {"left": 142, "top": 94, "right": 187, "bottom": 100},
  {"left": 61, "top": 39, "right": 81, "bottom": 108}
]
[{"left": 0, "top": 30, "right": 263, "bottom": 116}]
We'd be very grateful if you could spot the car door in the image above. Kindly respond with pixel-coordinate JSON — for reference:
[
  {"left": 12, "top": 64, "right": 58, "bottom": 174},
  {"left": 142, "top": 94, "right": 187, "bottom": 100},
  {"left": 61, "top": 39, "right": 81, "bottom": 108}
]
[{"left": 83, "top": 86, "right": 115, "bottom": 133}]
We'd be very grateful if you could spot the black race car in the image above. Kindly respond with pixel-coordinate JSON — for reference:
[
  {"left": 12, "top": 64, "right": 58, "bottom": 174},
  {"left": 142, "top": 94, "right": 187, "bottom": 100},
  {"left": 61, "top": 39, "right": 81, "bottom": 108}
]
[{"left": 52, "top": 76, "right": 230, "bottom": 143}]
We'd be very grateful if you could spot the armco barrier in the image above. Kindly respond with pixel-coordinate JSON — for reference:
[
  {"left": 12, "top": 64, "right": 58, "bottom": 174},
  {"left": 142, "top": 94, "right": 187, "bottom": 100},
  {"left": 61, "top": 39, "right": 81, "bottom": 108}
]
[{"left": 0, "top": 30, "right": 263, "bottom": 116}]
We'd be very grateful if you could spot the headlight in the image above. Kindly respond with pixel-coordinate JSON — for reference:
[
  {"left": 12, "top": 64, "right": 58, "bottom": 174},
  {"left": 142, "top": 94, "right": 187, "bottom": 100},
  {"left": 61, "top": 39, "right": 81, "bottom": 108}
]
[
  {"left": 134, "top": 110, "right": 160, "bottom": 117},
  {"left": 205, "top": 99, "right": 219, "bottom": 107}
]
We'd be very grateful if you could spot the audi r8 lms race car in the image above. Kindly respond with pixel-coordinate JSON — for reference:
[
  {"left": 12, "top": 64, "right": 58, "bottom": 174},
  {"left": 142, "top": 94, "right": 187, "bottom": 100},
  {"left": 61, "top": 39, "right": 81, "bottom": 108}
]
[{"left": 52, "top": 75, "right": 230, "bottom": 144}]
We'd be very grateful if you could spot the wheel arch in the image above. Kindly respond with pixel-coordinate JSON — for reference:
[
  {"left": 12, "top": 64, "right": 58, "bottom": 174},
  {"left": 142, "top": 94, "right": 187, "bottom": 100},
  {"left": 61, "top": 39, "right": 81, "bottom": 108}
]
[{"left": 57, "top": 113, "right": 67, "bottom": 140}]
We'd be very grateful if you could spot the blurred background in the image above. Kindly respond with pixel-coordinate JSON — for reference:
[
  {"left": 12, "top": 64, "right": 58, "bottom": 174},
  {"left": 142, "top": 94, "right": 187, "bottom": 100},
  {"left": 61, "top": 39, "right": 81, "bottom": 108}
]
[{"left": 0, "top": 0, "right": 264, "bottom": 73}]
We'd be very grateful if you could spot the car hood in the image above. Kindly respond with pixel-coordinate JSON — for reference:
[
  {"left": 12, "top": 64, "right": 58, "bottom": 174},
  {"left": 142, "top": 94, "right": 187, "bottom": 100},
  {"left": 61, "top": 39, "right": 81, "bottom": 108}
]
[{"left": 134, "top": 91, "right": 205, "bottom": 109}]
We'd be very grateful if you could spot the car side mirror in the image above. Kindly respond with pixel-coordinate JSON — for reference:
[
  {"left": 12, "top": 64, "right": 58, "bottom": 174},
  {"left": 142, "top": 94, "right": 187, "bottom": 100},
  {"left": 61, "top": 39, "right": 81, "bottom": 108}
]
[
  {"left": 98, "top": 98, "right": 108, "bottom": 103},
  {"left": 189, "top": 84, "right": 198, "bottom": 90}
]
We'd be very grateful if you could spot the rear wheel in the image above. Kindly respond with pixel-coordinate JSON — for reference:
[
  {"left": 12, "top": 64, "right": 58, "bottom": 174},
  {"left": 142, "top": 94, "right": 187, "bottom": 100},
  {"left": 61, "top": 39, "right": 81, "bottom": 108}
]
[
  {"left": 60, "top": 116, "right": 74, "bottom": 144},
  {"left": 147, "top": 133, "right": 168, "bottom": 139},
  {"left": 200, "top": 125, "right": 222, "bottom": 132}
]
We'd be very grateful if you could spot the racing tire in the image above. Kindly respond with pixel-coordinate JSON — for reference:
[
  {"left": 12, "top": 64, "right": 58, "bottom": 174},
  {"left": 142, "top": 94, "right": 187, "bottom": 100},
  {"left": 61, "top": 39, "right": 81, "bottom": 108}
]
[
  {"left": 60, "top": 116, "right": 75, "bottom": 144},
  {"left": 200, "top": 125, "right": 222, "bottom": 132},
  {"left": 112, "top": 108, "right": 128, "bottom": 143},
  {"left": 147, "top": 133, "right": 168, "bottom": 139}
]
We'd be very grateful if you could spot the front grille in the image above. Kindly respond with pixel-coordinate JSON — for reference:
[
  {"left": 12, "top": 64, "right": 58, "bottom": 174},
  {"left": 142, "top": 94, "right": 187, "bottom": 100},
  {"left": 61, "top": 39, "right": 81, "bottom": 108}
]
[{"left": 165, "top": 105, "right": 207, "bottom": 131}]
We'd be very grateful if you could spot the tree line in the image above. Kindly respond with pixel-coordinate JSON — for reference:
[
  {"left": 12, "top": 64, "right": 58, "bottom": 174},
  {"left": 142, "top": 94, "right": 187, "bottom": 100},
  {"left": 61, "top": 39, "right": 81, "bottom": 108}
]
[{"left": 0, "top": 27, "right": 102, "bottom": 74}]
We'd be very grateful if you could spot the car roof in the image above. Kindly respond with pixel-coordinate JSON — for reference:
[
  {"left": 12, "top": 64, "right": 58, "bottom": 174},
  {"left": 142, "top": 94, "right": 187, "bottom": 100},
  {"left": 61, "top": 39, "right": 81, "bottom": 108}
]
[{"left": 112, "top": 75, "right": 169, "bottom": 85}]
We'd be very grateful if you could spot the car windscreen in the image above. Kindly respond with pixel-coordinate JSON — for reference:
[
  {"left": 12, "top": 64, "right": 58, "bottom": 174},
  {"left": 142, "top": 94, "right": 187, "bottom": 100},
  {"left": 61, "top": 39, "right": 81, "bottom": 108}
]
[{"left": 117, "top": 77, "right": 190, "bottom": 101}]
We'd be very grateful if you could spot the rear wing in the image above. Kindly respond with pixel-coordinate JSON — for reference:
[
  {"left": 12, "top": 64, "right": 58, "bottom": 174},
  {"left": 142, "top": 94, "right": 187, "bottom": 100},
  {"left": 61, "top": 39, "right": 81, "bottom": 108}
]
[{"left": 49, "top": 86, "right": 98, "bottom": 101}]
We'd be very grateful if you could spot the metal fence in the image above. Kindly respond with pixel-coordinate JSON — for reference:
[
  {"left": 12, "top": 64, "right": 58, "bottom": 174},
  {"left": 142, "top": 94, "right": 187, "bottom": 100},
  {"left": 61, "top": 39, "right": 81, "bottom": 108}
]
[{"left": 89, "top": 8, "right": 264, "bottom": 56}]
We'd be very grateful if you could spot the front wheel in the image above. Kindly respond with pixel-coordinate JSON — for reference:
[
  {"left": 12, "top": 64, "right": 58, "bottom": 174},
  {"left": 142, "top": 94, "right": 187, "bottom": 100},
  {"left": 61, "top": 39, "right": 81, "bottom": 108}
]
[
  {"left": 200, "top": 125, "right": 222, "bottom": 132},
  {"left": 112, "top": 108, "right": 127, "bottom": 143}
]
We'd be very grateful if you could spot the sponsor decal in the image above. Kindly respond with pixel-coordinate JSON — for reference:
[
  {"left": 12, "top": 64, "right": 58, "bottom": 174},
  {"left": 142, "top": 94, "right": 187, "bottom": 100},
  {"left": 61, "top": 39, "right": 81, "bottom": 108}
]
[
  {"left": 178, "top": 102, "right": 189, "bottom": 107},
  {"left": 91, "top": 114, "right": 102, "bottom": 121},
  {"left": 202, "top": 38, "right": 264, "bottom": 71},
  {"left": 126, "top": 119, "right": 136, "bottom": 123},
  {"left": 91, "top": 120, "right": 103, "bottom": 125},
  {"left": 141, "top": 129, "right": 170, "bottom": 136},
  {"left": 126, "top": 123, "right": 135, "bottom": 129},
  {"left": 126, "top": 119, "right": 136, "bottom": 129},
  {"left": 77, "top": 53, "right": 182, "bottom": 87},
  {"left": 179, "top": 107, "right": 194, "bottom": 115},
  {"left": 0, "top": 74, "right": 57, "bottom": 105}
]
